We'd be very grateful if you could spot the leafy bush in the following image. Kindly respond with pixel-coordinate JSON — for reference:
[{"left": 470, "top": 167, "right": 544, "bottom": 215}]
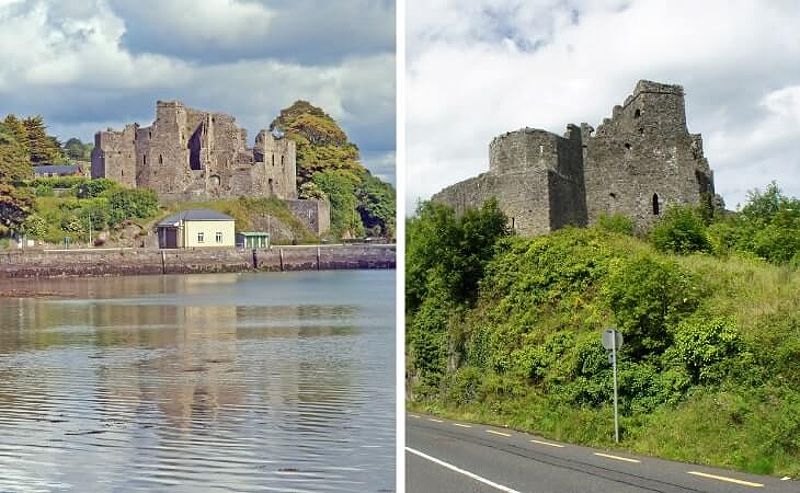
[
  {"left": 674, "top": 316, "right": 741, "bottom": 384},
  {"left": 76, "top": 178, "right": 118, "bottom": 198},
  {"left": 106, "top": 188, "right": 159, "bottom": 225},
  {"left": 597, "top": 213, "right": 634, "bottom": 235},
  {"left": 651, "top": 205, "right": 711, "bottom": 254},
  {"left": 603, "top": 254, "right": 701, "bottom": 358}
]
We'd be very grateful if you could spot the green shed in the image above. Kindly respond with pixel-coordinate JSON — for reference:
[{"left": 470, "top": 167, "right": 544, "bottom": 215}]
[{"left": 236, "top": 231, "right": 270, "bottom": 249}]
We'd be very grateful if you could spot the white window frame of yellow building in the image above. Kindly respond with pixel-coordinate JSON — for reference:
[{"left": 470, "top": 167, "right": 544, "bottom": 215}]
[
  {"left": 197, "top": 232, "right": 204, "bottom": 243},
  {"left": 216, "top": 231, "right": 223, "bottom": 243}
]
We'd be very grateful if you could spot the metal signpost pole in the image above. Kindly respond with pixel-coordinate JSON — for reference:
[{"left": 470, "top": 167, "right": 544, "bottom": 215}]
[
  {"left": 602, "top": 328, "right": 623, "bottom": 444},
  {"left": 612, "top": 331, "right": 619, "bottom": 443}
]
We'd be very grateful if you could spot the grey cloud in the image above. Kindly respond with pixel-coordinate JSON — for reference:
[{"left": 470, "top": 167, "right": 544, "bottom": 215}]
[{"left": 109, "top": 0, "right": 395, "bottom": 66}]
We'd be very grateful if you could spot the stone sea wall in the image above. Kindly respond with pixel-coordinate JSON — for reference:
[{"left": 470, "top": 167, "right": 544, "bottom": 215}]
[{"left": 0, "top": 245, "right": 395, "bottom": 279}]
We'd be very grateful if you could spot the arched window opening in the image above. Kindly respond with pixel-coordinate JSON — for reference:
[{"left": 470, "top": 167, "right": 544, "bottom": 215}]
[
  {"left": 143, "top": 155, "right": 147, "bottom": 165},
  {"left": 158, "top": 154, "right": 163, "bottom": 164},
  {"left": 634, "top": 109, "right": 641, "bottom": 118},
  {"left": 652, "top": 193, "right": 660, "bottom": 215}
]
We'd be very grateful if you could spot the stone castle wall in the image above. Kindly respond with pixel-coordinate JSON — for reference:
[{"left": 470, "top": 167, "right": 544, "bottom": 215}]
[
  {"left": 286, "top": 199, "right": 331, "bottom": 236},
  {"left": 433, "top": 80, "right": 716, "bottom": 235},
  {"left": 91, "top": 101, "right": 298, "bottom": 202}
]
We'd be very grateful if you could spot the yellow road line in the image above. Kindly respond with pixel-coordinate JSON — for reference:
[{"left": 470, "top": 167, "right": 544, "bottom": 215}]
[
  {"left": 530, "top": 439, "right": 564, "bottom": 448},
  {"left": 453, "top": 423, "right": 472, "bottom": 428},
  {"left": 486, "top": 429, "right": 512, "bottom": 437},
  {"left": 688, "top": 471, "right": 764, "bottom": 488},
  {"left": 593, "top": 452, "right": 641, "bottom": 463},
  {"left": 429, "top": 418, "right": 444, "bottom": 423}
]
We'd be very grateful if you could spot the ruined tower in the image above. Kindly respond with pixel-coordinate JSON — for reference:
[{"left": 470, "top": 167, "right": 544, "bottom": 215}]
[
  {"left": 91, "top": 101, "right": 299, "bottom": 201},
  {"left": 583, "top": 80, "right": 714, "bottom": 229},
  {"left": 432, "top": 80, "right": 715, "bottom": 235}
]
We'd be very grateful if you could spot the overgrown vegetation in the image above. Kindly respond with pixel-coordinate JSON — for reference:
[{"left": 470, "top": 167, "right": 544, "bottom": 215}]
[
  {"left": 19, "top": 177, "right": 160, "bottom": 244},
  {"left": 407, "top": 185, "right": 800, "bottom": 477},
  {"left": 271, "top": 100, "right": 395, "bottom": 239}
]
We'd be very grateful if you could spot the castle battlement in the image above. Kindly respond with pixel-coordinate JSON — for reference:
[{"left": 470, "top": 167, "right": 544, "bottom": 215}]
[{"left": 433, "top": 80, "right": 715, "bottom": 235}]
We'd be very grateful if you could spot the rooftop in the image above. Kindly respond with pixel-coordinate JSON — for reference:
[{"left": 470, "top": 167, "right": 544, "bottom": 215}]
[{"left": 157, "top": 208, "right": 234, "bottom": 227}]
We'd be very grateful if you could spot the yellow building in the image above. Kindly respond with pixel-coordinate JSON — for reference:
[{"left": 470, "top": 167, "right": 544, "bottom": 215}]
[{"left": 157, "top": 209, "right": 235, "bottom": 249}]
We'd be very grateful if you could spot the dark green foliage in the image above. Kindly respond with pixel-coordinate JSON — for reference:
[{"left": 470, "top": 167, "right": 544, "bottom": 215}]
[
  {"left": 22, "top": 115, "right": 64, "bottom": 164},
  {"left": 312, "top": 171, "right": 364, "bottom": 239},
  {"left": 75, "top": 178, "right": 118, "bottom": 198},
  {"left": 603, "top": 254, "right": 701, "bottom": 358},
  {"left": 708, "top": 182, "right": 800, "bottom": 264},
  {"left": 674, "top": 317, "right": 741, "bottom": 384},
  {"left": 63, "top": 137, "right": 93, "bottom": 161},
  {"left": 357, "top": 173, "right": 396, "bottom": 237},
  {"left": 406, "top": 198, "right": 509, "bottom": 311},
  {"left": 0, "top": 121, "right": 35, "bottom": 232},
  {"left": 106, "top": 188, "right": 159, "bottom": 225},
  {"left": 597, "top": 213, "right": 634, "bottom": 235},
  {"left": 271, "top": 101, "right": 396, "bottom": 240},
  {"left": 651, "top": 205, "right": 711, "bottom": 254}
]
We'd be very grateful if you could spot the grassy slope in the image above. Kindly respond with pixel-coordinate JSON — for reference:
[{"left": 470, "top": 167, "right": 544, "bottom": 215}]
[
  {"left": 408, "top": 230, "right": 800, "bottom": 476},
  {"left": 33, "top": 195, "right": 318, "bottom": 245},
  {"left": 164, "top": 197, "right": 318, "bottom": 244}
]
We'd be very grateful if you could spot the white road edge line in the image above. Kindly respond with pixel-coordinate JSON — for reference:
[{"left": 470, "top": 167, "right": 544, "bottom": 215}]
[
  {"left": 409, "top": 414, "right": 421, "bottom": 418},
  {"left": 531, "top": 439, "right": 564, "bottom": 448},
  {"left": 687, "top": 471, "right": 764, "bottom": 488},
  {"left": 406, "top": 447, "right": 525, "bottom": 493},
  {"left": 429, "top": 418, "right": 444, "bottom": 423},
  {"left": 486, "top": 429, "right": 512, "bottom": 437},
  {"left": 593, "top": 452, "right": 641, "bottom": 463},
  {"left": 453, "top": 423, "right": 472, "bottom": 428}
]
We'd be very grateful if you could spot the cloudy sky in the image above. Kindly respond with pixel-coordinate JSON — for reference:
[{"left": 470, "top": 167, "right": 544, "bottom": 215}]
[
  {"left": 0, "top": 0, "right": 396, "bottom": 182},
  {"left": 407, "top": 0, "right": 800, "bottom": 211}
]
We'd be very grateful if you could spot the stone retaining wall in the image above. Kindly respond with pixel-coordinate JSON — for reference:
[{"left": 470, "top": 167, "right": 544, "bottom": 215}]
[{"left": 0, "top": 245, "right": 395, "bottom": 279}]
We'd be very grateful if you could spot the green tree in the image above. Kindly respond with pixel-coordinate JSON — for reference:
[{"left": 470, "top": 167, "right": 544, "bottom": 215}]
[
  {"left": 312, "top": 170, "right": 364, "bottom": 239},
  {"left": 406, "top": 198, "right": 509, "bottom": 310},
  {"left": 64, "top": 137, "right": 92, "bottom": 160},
  {"left": 270, "top": 100, "right": 362, "bottom": 184},
  {"left": 23, "top": 115, "right": 64, "bottom": 164},
  {"left": 0, "top": 121, "right": 35, "bottom": 232},
  {"left": 3, "top": 114, "right": 30, "bottom": 159},
  {"left": 708, "top": 182, "right": 800, "bottom": 264},
  {"left": 357, "top": 173, "right": 396, "bottom": 237}
]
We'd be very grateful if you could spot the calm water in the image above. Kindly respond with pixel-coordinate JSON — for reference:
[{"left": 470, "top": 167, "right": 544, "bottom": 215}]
[{"left": 0, "top": 271, "right": 395, "bottom": 492}]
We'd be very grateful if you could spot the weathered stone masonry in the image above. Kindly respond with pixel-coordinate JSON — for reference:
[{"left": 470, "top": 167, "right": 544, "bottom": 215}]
[
  {"left": 91, "top": 101, "right": 298, "bottom": 202},
  {"left": 433, "top": 81, "right": 716, "bottom": 235}
]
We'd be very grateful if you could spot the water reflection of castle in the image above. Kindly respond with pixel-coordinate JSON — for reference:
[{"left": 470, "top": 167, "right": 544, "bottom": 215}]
[{"left": 0, "top": 274, "right": 359, "bottom": 432}]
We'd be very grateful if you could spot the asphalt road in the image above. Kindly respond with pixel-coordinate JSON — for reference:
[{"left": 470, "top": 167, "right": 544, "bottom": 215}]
[{"left": 406, "top": 413, "right": 797, "bottom": 493}]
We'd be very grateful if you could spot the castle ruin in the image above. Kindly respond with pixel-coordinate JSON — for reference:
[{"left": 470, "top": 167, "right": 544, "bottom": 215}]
[
  {"left": 91, "top": 101, "right": 297, "bottom": 202},
  {"left": 432, "top": 80, "right": 716, "bottom": 235}
]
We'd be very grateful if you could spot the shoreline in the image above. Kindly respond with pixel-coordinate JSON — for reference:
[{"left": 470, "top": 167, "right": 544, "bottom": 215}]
[{"left": 0, "top": 244, "right": 395, "bottom": 281}]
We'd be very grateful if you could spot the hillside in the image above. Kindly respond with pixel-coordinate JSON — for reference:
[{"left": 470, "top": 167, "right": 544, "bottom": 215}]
[
  {"left": 271, "top": 101, "right": 395, "bottom": 239},
  {"left": 406, "top": 197, "right": 800, "bottom": 477}
]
